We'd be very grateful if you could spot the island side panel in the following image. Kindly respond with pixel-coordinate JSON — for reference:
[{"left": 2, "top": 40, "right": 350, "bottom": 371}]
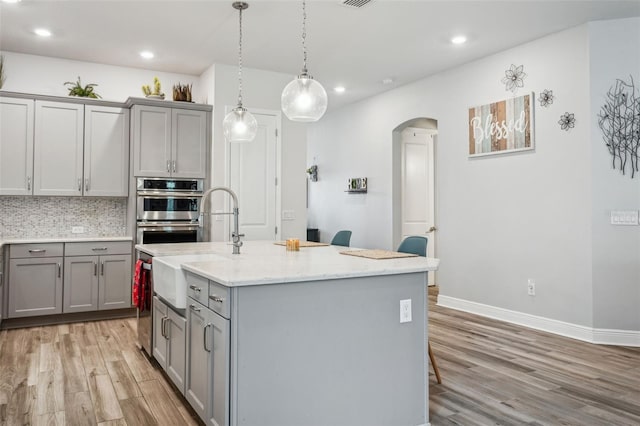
[{"left": 231, "top": 272, "right": 428, "bottom": 426}]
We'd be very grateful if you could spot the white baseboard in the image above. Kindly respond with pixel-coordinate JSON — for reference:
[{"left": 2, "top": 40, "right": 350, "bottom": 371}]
[{"left": 437, "top": 295, "right": 640, "bottom": 347}]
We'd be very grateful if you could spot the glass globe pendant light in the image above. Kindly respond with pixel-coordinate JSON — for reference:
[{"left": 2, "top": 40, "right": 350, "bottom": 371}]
[
  {"left": 281, "top": 0, "right": 328, "bottom": 122},
  {"left": 223, "top": 1, "right": 257, "bottom": 142}
]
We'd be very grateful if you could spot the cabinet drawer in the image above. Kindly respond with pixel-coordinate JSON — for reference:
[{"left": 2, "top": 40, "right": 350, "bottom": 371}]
[
  {"left": 65, "top": 241, "right": 132, "bottom": 256},
  {"left": 10, "top": 243, "right": 64, "bottom": 258},
  {"left": 186, "top": 272, "right": 208, "bottom": 305},
  {"left": 208, "top": 280, "right": 230, "bottom": 319}
]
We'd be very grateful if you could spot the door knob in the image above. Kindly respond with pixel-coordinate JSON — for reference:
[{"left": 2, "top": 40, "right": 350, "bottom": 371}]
[{"left": 427, "top": 226, "right": 437, "bottom": 233}]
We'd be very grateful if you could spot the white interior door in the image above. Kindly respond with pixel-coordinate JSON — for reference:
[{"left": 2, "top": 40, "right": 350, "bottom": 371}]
[
  {"left": 401, "top": 127, "right": 436, "bottom": 285},
  {"left": 229, "top": 112, "right": 279, "bottom": 241}
]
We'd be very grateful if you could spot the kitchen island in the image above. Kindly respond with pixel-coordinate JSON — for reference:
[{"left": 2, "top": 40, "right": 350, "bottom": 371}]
[{"left": 137, "top": 241, "right": 439, "bottom": 426}]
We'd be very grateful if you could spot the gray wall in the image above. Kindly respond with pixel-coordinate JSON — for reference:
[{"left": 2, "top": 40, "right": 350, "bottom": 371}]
[
  {"left": 589, "top": 18, "right": 640, "bottom": 331},
  {"left": 307, "top": 19, "right": 639, "bottom": 332}
]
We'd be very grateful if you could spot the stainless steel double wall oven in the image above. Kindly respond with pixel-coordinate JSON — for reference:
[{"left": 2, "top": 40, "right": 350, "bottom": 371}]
[{"left": 136, "top": 178, "right": 205, "bottom": 244}]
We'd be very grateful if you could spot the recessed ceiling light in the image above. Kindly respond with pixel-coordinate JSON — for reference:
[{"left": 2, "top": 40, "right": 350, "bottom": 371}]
[
  {"left": 2, "top": 0, "right": 23, "bottom": 3},
  {"left": 34, "top": 28, "right": 52, "bottom": 37},
  {"left": 382, "top": 78, "right": 394, "bottom": 85},
  {"left": 140, "top": 51, "right": 155, "bottom": 59},
  {"left": 451, "top": 35, "right": 467, "bottom": 45},
  {"left": 334, "top": 86, "right": 346, "bottom": 94}
]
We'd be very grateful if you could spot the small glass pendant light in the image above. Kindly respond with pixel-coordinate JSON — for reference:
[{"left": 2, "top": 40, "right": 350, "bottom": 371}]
[
  {"left": 223, "top": 1, "right": 257, "bottom": 142},
  {"left": 281, "top": 0, "right": 328, "bottom": 122}
]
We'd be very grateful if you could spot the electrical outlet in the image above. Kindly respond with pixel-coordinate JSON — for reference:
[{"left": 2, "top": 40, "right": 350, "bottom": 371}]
[
  {"left": 400, "top": 299, "right": 412, "bottom": 323},
  {"left": 71, "top": 226, "right": 85, "bottom": 234},
  {"left": 527, "top": 279, "right": 536, "bottom": 296}
]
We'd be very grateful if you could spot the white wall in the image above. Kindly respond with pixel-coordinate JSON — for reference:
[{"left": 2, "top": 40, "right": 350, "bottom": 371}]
[
  {"left": 0, "top": 51, "right": 201, "bottom": 102},
  {"left": 308, "top": 24, "right": 598, "bottom": 328},
  {"left": 589, "top": 18, "right": 640, "bottom": 331},
  {"left": 208, "top": 63, "right": 307, "bottom": 241}
]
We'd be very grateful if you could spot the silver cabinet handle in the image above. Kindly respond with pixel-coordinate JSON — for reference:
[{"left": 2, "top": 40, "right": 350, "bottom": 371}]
[
  {"left": 92, "top": 247, "right": 108, "bottom": 251},
  {"left": 189, "top": 285, "right": 202, "bottom": 293},
  {"left": 189, "top": 304, "right": 201, "bottom": 312},
  {"left": 78, "top": 178, "right": 82, "bottom": 191},
  {"left": 100, "top": 261, "right": 104, "bottom": 276},
  {"left": 93, "top": 261, "right": 97, "bottom": 276},
  {"left": 203, "top": 323, "right": 211, "bottom": 352},
  {"left": 166, "top": 160, "right": 171, "bottom": 173},
  {"left": 172, "top": 160, "right": 176, "bottom": 173},
  {"left": 28, "top": 249, "right": 46, "bottom": 253},
  {"left": 57, "top": 263, "right": 61, "bottom": 278},
  {"left": 27, "top": 176, "right": 31, "bottom": 191},
  {"left": 85, "top": 178, "right": 90, "bottom": 192},
  {"left": 160, "top": 317, "right": 166, "bottom": 338},
  {"left": 163, "top": 317, "right": 170, "bottom": 339},
  {"left": 209, "top": 295, "right": 224, "bottom": 303}
]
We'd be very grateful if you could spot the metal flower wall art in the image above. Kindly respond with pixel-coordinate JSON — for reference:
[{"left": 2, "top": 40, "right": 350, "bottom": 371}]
[
  {"left": 501, "top": 64, "right": 527, "bottom": 93},
  {"left": 558, "top": 112, "right": 576, "bottom": 131},
  {"left": 597, "top": 76, "right": 640, "bottom": 178},
  {"left": 538, "top": 89, "right": 554, "bottom": 107}
]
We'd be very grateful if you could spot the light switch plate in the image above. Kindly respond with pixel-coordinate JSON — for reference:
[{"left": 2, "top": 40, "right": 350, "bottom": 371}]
[
  {"left": 610, "top": 210, "right": 639, "bottom": 225},
  {"left": 400, "top": 299, "right": 412, "bottom": 323},
  {"left": 71, "top": 226, "right": 84, "bottom": 234},
  {"left": 282, "top": 210, "right": 295, "bottom": 220}
]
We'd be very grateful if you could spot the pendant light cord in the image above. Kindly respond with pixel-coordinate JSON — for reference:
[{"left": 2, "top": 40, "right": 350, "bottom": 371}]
[
  {"left": 237, "top": 5, "right": 244, "bottom": 107},
  {"left": 301, "top": 0, "right": 308, "bottom": 75}
]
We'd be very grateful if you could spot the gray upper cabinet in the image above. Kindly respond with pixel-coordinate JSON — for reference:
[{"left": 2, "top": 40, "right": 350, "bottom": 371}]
[
  {"left": 133, "top": 105, "right": 207, "bottom": 178},
  {"left": 0, "top": 97, "right": 34, "bottom": 195},
  {"left": 34, "top": 100, "right": 84, "bottom": 196},
  {"left": 84, "top": 105, "right": 130, "bottom": 197},
  {"left": 1, "top": 95, "right": 129, "bottom": 197}
]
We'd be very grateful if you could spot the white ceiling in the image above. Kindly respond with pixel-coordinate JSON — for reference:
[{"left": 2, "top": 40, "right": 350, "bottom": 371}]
[{"left": 1, "top": 0, "right": 639, "bottom": 111}]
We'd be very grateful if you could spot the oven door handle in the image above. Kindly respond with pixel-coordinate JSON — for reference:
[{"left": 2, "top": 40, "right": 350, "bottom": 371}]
[
  {"left": 137, "top": 222, "right": 200, "bottom": 228},
  {"left": 136, "top": 192, "right": 203, "bottom": 198}
]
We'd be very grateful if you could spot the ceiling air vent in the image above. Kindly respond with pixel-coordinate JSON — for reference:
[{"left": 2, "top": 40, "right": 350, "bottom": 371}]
[{"left": 342, "top": 0, "right": 373, "bottom": 8}]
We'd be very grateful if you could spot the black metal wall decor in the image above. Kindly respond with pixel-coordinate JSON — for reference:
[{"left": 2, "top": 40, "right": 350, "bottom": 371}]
[
  {"left": 501, "top": 64, "right": 527, "bottom": 93},
  {"left": 538, "top": 89, "right": 554, "bottom": 107},
  {"left": 597, "top": 76, "right": 640, "bottom": 178},
  {"left": 558, "top": 112, "right": 576, "bottom": 131}
]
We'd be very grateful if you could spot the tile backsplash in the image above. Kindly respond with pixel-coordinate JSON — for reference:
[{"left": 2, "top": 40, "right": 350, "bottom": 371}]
[{"left": 0, "top": 196, "right": 127, "bottom": 239}]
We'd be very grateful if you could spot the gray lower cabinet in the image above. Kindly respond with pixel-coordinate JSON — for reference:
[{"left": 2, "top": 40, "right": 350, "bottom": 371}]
[
  {"left": 8, "top": 256, "right": 63, "bottom": 318},
  {"left": 153, "top": 296, "right": 186, "bottom": 394},
  {"left": 186, "top": 298, "right": 230, "bottom": 426},
  {"left": 63, "top": 254, "right": 131, "bottom": 313},
  {"left": 64, "top": 242, "right": 132, "bottom": 313}
]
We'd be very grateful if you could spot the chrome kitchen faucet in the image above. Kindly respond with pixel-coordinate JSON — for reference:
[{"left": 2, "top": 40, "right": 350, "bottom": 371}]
[{"left": 199, "top": 187, "right": 244, "bottom": 254}]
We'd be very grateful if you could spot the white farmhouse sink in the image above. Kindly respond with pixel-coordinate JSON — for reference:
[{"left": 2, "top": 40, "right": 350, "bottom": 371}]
[{"left": 153, "top": 254, "right": 225, "bottom": 309}]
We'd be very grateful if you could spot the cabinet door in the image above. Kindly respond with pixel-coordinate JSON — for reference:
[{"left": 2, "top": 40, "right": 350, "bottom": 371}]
[
  {"left": 63, "top": 255, "right": 98, "bottom": 313},
  {"left": 84, "top": 105, "right": 129, "bottom": 196},
  {"left": 153, "top": 296, "right": 168, "bottom": 369},
  {"left": 186, "top": 301, "right": 212, "bottom": 422},
  {"left": 132, "top": 105, "right": 171, "bottom": 177},
  {"left": 8, "top": 257, "right": 63, "bottom": 318},
  {"left": 34, "top": 101, "right": 84, "bottom": 196},
  {"left": 98, "top": 254, "right": 132, "bottom": 310},
  {"left": 0, "top": 97, "right": 34, "bottom": 195},
  {"left": 171, "top": 108, "right": 207, "bottom": 178},
  {"left": 209, "top": 309, "right": 230, "bottom": 426},
  {"left": 167, "top": 308, "right": 187, "bottom": 395}
]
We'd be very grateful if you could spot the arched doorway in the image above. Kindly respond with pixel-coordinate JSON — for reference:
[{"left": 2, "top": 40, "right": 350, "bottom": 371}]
[{"left": 392, "top": 118, "right": 438, "bottom": 285}]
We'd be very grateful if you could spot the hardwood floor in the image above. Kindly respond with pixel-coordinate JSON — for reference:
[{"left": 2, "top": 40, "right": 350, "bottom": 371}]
[
  {"left": 0, "top": 319, "right": 200, "bottom": 426},
  {"left": 427, "top": 286, "right": 640, "bottom": 425},
  {"left": 0, "top": 290, "right": 638, "bottom": 425}
]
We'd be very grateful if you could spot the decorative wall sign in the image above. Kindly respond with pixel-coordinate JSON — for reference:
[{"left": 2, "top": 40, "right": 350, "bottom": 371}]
[
  {"left": 597, "top": 76, "right": 639, "bottom": 178},
  {"left": 501, "top": 64, "right": 527, "bottom": 93},
  {"left": 558, "top": 112, "right": 576, "bottom": 131},
  {"left": 538, "top": 89, "right": 554, "bottom": 107},
  {"left": 468, "top": 93, "right": 534, "bottom": 157}
]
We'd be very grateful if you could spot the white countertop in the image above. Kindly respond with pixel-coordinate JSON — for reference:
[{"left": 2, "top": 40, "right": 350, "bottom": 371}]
[
  {"left": 141, "top": 241, "right": 439, "bottom": 287},
  {"left": 0, "top": 236, "right": 133, "bottom": 249}
]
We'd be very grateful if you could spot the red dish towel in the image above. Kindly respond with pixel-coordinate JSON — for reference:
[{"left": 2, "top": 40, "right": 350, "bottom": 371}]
[{"left": 132, "top": 260, "right": 150, "bottom": 311}]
